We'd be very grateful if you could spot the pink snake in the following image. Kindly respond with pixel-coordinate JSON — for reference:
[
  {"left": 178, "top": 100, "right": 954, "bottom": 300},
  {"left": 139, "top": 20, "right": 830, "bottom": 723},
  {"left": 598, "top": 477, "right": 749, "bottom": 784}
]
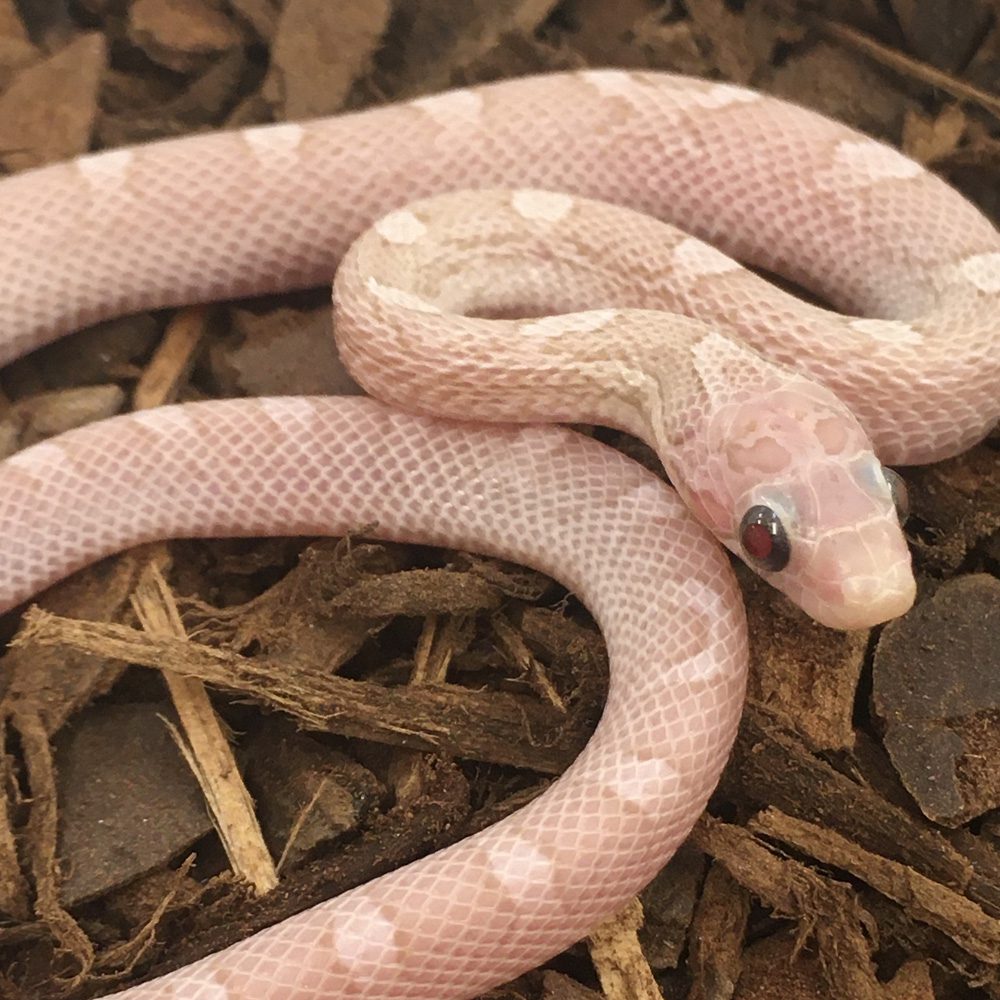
[{"left": 1, "top": 69, "right": 998, "bottom": 998}]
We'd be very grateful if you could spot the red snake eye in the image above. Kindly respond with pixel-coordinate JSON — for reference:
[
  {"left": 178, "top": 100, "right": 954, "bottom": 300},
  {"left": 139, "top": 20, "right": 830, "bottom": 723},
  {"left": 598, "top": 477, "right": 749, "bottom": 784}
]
[{"left": 739, "top": 505, "right": 790, "bottom": 572}]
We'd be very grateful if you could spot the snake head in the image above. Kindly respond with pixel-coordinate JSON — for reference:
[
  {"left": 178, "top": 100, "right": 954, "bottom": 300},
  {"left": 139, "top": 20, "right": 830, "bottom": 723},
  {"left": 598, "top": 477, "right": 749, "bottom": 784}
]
[{"left": 681, "top": 377, "right": 916, "bottom": 630}]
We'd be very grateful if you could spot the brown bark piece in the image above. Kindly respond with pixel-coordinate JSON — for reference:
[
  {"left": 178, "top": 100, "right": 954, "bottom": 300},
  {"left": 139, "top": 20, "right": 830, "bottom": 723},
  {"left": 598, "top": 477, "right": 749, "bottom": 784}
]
[
  {"left": 388, "top": 0, "right": 561, "bottom": 94},
  {"left": 241, "top": 717, "right": 380, "bottom": 871},
  {"left": 637, "top": 842, "right": 706, "bottom": 970},
  {"left": 1, "top": 385, "right": 125, "bottom": 455},
  {"left": 11, "top": 316, "right": 160, "bottom": 393},
  {"left": 0, "top": 720, "right": 29, "bottom": 920},
  {"left": 328, "top": 567, "right": 504, "bottom": 618},
  {"left": 739, "top": 564, "right": 868, "bottom": 751},
  {"left": 815, "top": 17, "right": 1000, "bottom": 120},
  {"left": 0, "top": 0, "right": 36, "bottom": 88},
  {"left": 623, "top": 13, "right": 710, "bottom": 77},
  {"left": 54, "top": 702, "right": 211, "bottom": 907},
  {"left": 128, "top": 0, "right": 245, "bottom": 73},
  {"left": 540, "top": 970, "right": 603, "bottom": 999},
  {"left": 228, "top": 0, "right": 279, "bottom": 43},
  {"left": 964, "top": 16, "right": 1000, "bottom": 98},
  {"left": 768, "top": 41, "right": 904, "bottom": 138},
  {"left": 874, "top": 575, "right": 1000, "bottom": 826},
  {"left": 860, "top": 889, "right": 999, "bottom": 996},
  {"left": 98, "top": 48, "right": 249, "bottom": 147},
  {"left": 905, "top": 445, "right": 1000, "bottom": 573},
  {"left": 812, "top": 0, "right": 884, "bottom": 31},
  {"left": 751, "top": 808, "right": 1000, "bottom": 963},
  {"left": 1, "top": 553, "right": 146, "bottom": 735},
  {"left": 691, "top": 817, "right": 882, "bottom": 1000},
  {"left": 684, "top": 0, "right": 793, "bottom": 85},
  {"left": 687, "top": 863, "right": 751, "bottom": 1000},
  {"left": 892, "top": 0, "right": 991, "bottom": 73},
  {"left": 216, "top": 304, "right": 362, "bottom": 397},
  {"left": 720, "top": 705, "right": 978, "bottom": 895},
  {"left": 732, "top": 930, "right": 885, "bottom": 1000},
  {"left": 565, "top": 0, "right": 678, "bottom": 68},
  {"left": 20, "top": 711, "right": 94, "bottom": 990},
  {"left": 0, "top": 0, "right": 29, "bottom": 42},
  {"left": 17, "top": 609, "right": 595, "bottom": 774},
  {"left": 263, "top": 0, "right": 391, "bottom": 119},
  {"left": 0, "top": 32, "right": 106, "bottom": 171},
  {"left": 884, "top": 960, "right": 935, "bottom": 1000},
  {"left": 0, "top": 35, "right": 35, "bottom": 89},
  {"left": 181, "top": 538, "right": 404, "bottom": 675}
]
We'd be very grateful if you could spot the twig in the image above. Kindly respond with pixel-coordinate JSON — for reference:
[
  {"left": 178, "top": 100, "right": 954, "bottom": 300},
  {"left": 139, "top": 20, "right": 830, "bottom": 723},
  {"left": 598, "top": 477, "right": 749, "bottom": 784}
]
[
  {"left": 817, "top": 18, "right": 1000, "bottom": 120},
  {"left": 587, "top": 897, "right": 661, "bottom": 1000},
  {"left": 132, "top": 306, "right": 209, "bottom": 409},
  {"left": 131, "top": 563, "right": 278, "bottom": 895},
  {"left": 16, "top": 606, "right": 590, "bottom": 773}
]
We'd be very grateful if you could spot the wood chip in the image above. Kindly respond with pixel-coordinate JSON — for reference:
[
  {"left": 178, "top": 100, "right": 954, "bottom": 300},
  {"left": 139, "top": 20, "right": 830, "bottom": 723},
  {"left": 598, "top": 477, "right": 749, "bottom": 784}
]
[
  {"left": 902, "top": 102, "right": 968, "bottom": 162},
  {"left": 263, "top": 0, "right": 390, "bottom": 118},
  {"left": 687, "top": 862, "right": 750, "bottom": 1000},
  {"left": 637, "top": 843, "right": 706, "bottom": 970},
  {"left": 216, "top": 304, "right": 362, "bottom": 397},
  {"left": 241, "top": 718, "right": 379, "bottom": 872},
  {"left": 2, "top": 385, "right": 125, "bottom": 454},
  {"left": 768, "top": 41, "right": 903, "bottom": 138},
  {"left": 388, "top": 0, "right": 561, "bottom": 94},
  {"left": 132, "top": 563, "right": 278, "bottom": 895},
  {"left": 736, "top": 563, "right": 869, "bottom": 750},
  {"left": 587, "top": 898, "right": 660, "bottom": 1000},
  {"left": 0, "top": 32, "right": 106, "bottom": 171},
  {"left": 874, "top": 575, "right": 1000, "bottom": 826},
  {"left": 903, "top": 444, "right": 1000, "bottom": 574},
  {"left": 54, "top": 702, "right": 212, "bottom": 906},
  {"left": 227, "top": 0, "right": 279, "bottom": 42},
  {"left": 691, "top": 816, "right": 883, "bottom": 1000},
  {"left": 133, "top": 307, "right": 209, "bottom": 409},
  {"left": 128, "top": 0, "right": 245, "bottom": 73},
  {"left": 16, "top": 608, "right": 596, "bottom": 774},
  {"left": 892, "top": 0, "right": 991, "bottom": 73},
  {"left": 751, "top": 808, "right": 1000, "bottom": 963}
]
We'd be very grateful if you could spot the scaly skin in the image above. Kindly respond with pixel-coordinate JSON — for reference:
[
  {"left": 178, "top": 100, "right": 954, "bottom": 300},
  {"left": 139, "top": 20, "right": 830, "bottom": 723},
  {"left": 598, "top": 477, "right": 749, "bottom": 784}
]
[{"left": 0, "top": 69, "right": 997, "bottom": 999}]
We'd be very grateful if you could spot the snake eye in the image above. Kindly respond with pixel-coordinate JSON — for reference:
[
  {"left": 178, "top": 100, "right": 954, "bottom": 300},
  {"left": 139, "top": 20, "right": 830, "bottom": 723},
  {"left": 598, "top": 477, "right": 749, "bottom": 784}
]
[
  {"left": 884, "top": 468, "right": 909, "bottom": 524},
  {"left": 739, "top": 504, "right": 790, "bottom": 572}
]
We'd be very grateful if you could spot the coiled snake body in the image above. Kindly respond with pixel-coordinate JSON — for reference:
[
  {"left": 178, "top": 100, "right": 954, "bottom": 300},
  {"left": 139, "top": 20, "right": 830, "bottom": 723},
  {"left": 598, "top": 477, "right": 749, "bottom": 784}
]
[{"left": 0, "top": 70, "right": 998, "bottom": 999}]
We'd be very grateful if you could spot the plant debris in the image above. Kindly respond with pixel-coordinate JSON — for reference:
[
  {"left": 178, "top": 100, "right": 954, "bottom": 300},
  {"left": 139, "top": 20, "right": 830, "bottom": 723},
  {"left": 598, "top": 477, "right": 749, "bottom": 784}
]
[
  {"left": 874, "top": 575, "right": 1000, "bottom": 827},
  {"left": 53, "top": 701, "right": 211, "bottom": 909}
]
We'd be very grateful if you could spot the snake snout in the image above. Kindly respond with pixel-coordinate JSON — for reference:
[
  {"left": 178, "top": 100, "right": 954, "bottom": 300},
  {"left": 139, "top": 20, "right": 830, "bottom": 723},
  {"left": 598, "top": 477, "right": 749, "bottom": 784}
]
[
  {"left": 802, "top": 569, "right": 915, "bottom": 629},
  {"left": 839, "top": 565, "right": 916, "bottom": 627},
  {"left": 801, "top": 524, "right": 916, "bottom": 630}
]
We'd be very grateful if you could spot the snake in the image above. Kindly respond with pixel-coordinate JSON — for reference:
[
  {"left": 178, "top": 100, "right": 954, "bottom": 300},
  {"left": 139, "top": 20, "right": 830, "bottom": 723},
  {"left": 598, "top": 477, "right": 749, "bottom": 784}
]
[{"left": 0, "top": 68, "right": 998, "bottom": 999}]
